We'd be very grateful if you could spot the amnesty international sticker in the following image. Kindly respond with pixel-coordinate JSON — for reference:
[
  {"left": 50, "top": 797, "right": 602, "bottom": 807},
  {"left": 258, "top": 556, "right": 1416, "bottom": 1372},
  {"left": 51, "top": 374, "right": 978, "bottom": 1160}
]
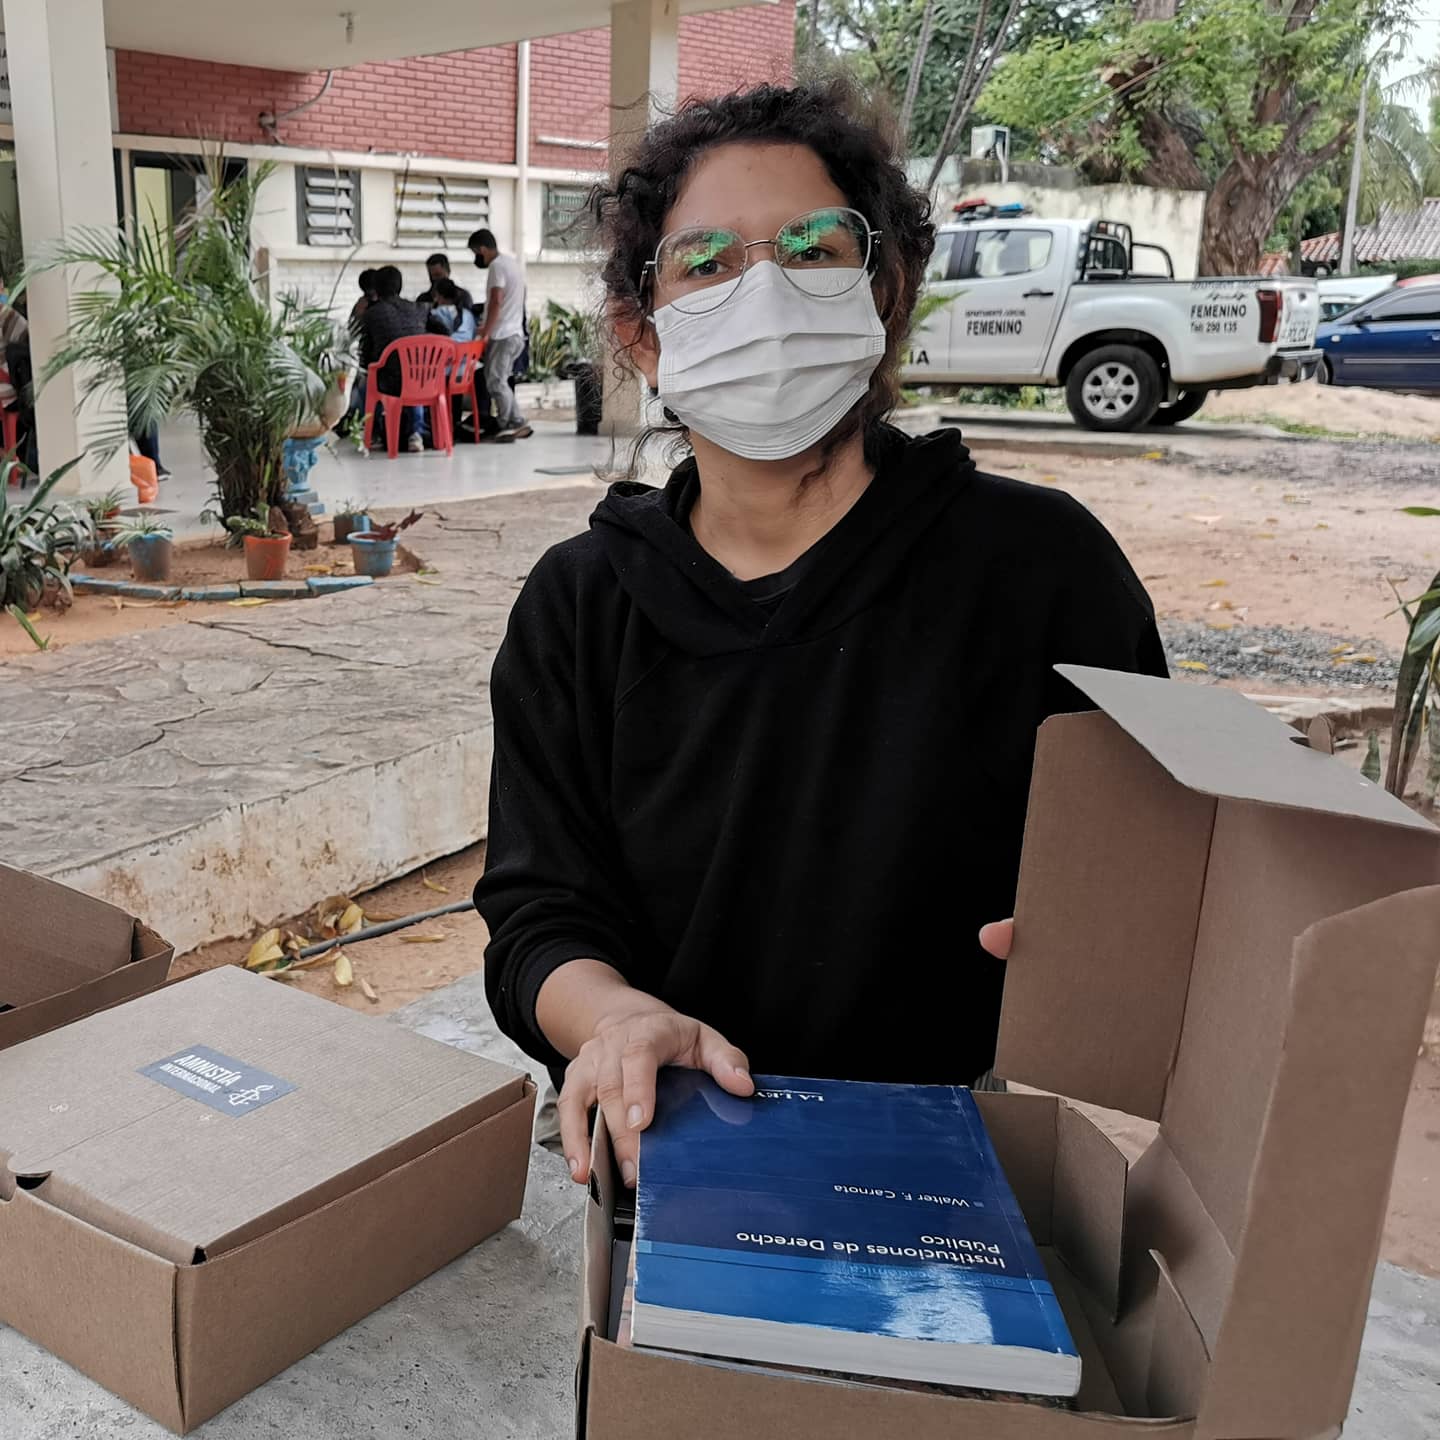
[{"left": 139, "top": 1044, "right": 296, "bottom": 1116}]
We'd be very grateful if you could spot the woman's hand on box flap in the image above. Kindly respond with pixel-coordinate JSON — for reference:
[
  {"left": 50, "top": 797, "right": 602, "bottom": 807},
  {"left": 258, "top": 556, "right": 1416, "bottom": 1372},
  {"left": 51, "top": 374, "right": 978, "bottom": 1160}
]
[
  {"left": 979, "top": 919, "right": 1013, "bottom": 960},
  {"left": 559, "top": 1008, "right": 753, "bottom": 1188}
]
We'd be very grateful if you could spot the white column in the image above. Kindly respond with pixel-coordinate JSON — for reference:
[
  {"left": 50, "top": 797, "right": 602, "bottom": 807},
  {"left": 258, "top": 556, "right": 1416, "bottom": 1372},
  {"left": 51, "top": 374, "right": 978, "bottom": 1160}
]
[
  {"left": 605, "top": 0, "right": 679, "bottom": 438},
  {"left": 6, "top": 0, "right": 128, "bottom": 494},
  {"left": 514, "top": 40, "right": 532, "bottom": 263}
]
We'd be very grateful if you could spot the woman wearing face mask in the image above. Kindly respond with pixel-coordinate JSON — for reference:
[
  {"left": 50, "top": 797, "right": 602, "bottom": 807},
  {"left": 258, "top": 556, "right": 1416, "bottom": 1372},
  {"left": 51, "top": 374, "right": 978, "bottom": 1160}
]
[{"left": 475, "top": 81, "right": 1167, "bottom": 1188}]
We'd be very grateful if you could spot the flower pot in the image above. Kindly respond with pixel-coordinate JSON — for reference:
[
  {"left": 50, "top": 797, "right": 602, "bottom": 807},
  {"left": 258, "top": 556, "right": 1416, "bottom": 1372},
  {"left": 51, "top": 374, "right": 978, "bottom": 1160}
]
[
  {"left": 332, "top": 512, "right": 371, "bottom": 545},
  {"left": 244, "top": 532, "right": 291, "bottom": 581},
  {"left": 84, "top": 539, "right": 117, "bottom": 568},
  {"left": 348, "top": 532, "right": 396, "bottom": 579},
  {"left": 128, "top": 535, "right": 173, "bottom": 583}
]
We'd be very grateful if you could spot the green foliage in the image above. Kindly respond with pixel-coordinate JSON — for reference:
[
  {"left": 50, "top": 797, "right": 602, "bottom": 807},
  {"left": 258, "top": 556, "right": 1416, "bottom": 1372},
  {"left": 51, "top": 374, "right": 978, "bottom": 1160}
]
[
  {"left": 1360, "top": 256, "right": 1440, "bottom": 279},
  {"left": 112, "top": 514, "right": 174, "bottom": 544},
  {"left": 523, "top": 302, "right": 603, "bottom": 382},
  {"left": 81, "top": 485, "right": 129, "bottom": 530},
  {"left": 982, "top": 1, "right": 1375, "bottom": 182},
  {"left": 6, "top": 603, "right": 49, "bottom": 651},
  {"left": 800, "top": 0, "right": 1092, "bottom": 155},
  {"left": 25, "top": 157, "right": 348, "bottom": 523},
  {"left": 220, "top": 505, "right": 277, "bottom": 540},
  {"left": 0, "top": 458, "right": 91, "bottom": 609},
  {"left": 1387, "top": 562, "right": 1440, "bottom": 797}
]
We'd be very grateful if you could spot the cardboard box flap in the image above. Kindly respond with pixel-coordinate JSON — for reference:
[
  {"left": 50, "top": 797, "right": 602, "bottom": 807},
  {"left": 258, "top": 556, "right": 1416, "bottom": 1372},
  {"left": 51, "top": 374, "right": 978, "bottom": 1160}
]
[
  {"left": 1196, "top": 885, "right": 1440, "bottom": 1439},
  {"left": 1, "top": 862, "right": 145, "bottom": 1005},
  {"left": 1056, "top": 664, "right": 1434, "bottom": 832},
  {"left": 0, "top": 966, "right": 526, "bottom": 1263}
]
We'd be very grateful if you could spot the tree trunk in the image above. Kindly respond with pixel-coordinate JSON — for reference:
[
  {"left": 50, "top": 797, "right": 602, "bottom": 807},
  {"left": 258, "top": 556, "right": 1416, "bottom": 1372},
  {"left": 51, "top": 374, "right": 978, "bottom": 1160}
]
[
  {"left": 898, "top": 0, "right": 938, "bottom": 144},
  {"left": 1198, "top": 163, "right": 1296, "bottom": 276}
]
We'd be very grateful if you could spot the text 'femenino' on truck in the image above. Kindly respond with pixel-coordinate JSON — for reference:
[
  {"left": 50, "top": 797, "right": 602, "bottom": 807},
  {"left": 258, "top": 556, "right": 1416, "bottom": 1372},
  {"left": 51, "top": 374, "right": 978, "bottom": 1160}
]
[{"left": 905, "top": 211, "right": 1322, "bottom": 432}]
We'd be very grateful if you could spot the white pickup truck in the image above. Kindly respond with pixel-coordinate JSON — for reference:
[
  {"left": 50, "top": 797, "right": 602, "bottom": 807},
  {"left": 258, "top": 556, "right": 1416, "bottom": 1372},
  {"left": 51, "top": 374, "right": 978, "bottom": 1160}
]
[{"left": 905, "top": 215, "right": 1322, "bottom": 430}]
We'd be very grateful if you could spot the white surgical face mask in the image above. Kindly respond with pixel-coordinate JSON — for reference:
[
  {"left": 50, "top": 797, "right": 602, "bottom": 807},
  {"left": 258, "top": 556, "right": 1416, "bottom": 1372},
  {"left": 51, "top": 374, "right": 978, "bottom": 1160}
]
[{"left": 652, "top": 261, "right": 886, "bottom": 461}]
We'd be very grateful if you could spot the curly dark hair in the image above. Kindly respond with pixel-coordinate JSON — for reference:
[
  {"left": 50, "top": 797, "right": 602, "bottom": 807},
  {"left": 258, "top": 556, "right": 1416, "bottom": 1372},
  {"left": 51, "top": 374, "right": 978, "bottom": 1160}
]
[{"left": 590, "top": 77, "right": 935, "bottom": 472}]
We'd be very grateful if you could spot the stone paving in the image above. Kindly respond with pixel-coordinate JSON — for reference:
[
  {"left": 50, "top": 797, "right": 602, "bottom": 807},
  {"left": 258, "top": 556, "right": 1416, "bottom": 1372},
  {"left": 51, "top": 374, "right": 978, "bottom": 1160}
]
[
  {"left": 1, "top": 972, "right": 1436, "bottom": 1439},
  {"left": 0, "top": 485, "right": 600, "bottom": 951}
]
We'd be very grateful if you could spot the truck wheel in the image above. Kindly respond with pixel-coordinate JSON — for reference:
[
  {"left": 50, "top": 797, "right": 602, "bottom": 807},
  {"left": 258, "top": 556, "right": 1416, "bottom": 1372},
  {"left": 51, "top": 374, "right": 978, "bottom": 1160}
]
[
  {"left": 1151, "top": 389, "right": 1208, "bottom": 426},
  {"left": 1066, "top": 346, "right": 1162, "bottom": 431}
]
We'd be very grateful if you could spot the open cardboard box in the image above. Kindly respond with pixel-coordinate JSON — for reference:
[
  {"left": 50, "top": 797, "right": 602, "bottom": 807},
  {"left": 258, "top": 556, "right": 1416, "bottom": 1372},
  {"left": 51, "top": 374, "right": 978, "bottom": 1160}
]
[
  {"left": 576, "top": 667, "right": 1440, "bottom": 1440},
  {"left": 0, "top": 964, "right": 536, "bottom": 1433},
  {"left": 0, "top": 862, "right": 174, "bottom": 1051}
]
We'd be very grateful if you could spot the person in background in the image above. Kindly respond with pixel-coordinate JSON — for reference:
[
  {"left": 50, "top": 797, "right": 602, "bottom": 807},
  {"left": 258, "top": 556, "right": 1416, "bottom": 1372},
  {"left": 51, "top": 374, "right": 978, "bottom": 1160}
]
[
  {"left": 133, "top": 426, "right": 171, "bottom": 481},
  {"left": 417, "top": 253, "right": 475, "bottom": 314},
  {"left": 468, "top": 228, "right": 532, "bottom": 442},
  {"left": 350, "top": 268, "right": 381, "bottom": 329},
  {"left": 356, "top": 265, "right": 431, "bottom": 453},
  {"left": 430, "top": 277, "right": 478, "bottom": 342},
  {"left": 0, "top": 282, "right": 35, "bottom": 473}
]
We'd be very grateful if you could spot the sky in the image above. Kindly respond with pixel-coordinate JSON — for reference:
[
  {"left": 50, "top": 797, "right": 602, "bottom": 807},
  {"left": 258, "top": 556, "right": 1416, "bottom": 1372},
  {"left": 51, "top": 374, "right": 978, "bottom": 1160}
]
[{"left": 1381, "top": 13, "right": 1440, "bottom": 125}]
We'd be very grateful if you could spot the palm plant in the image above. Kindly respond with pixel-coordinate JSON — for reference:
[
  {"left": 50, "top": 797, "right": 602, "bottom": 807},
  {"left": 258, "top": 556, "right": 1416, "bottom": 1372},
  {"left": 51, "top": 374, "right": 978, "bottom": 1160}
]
[
  {"left": 0, "top": 457, "right": 90, "bottom": 609},
  {"left": 25, "top": 158, "right": 346, "bottom": 524}
]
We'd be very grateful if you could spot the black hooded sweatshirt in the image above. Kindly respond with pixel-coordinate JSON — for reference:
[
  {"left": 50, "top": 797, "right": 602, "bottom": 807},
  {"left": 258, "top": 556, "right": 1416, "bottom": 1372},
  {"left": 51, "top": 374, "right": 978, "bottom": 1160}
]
[{"left": 476, "top": 426, "right": 1167, "bottom": 1089}]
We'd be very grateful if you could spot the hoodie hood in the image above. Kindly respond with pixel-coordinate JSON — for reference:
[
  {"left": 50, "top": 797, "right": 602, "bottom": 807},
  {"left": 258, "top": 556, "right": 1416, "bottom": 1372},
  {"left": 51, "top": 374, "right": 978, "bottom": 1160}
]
[{"left": 591, "top": 425, "right": 975, "bottom": 657}]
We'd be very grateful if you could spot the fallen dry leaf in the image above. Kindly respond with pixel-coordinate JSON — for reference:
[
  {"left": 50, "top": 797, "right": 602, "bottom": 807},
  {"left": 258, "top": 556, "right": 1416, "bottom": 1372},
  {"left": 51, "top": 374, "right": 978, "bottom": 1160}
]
[
  {"left": 1314, "top": 522, "right": 1330, "bottom": 531},
  {"left": 227, "top": 598, "right": 270, "bottom": 607},
  {"left": 400, "top": 932, "right": 450, "bottom": 944},
  {"left": 1254, "top": 532, "right": 1276, "bottom": 540},
  {"left": 414, "top": 575, "right": 444, "bottom": 587},
  {"left": 1354, "top": 654, "right": 1378, "bottom": 664},
  {"left": 1330, "top": 644, "right": 1354, "bottom": 656},
  {"left": 362, "top": 908, "right": 403, "bottom": 922},
  {"left": 1200, "top": 579, "right": 1228, "bottom": 588},
  {"left": 1281, "top": 494, "right": 1310, "bottom": 506},
  {"left": 1176, "top": 660, "right": 1209, "bottom": 672},
  {"left": 1039, "top": 474, "right": 1058, "bottom": 484},
  {"left": 1188, "top": 514, "right": 1224, "bottom": 525},
  {"left": 109, "top": 596, "right": 123, "bottom": 612},
  {"left": 244, "top": 928, "right": 284, "bottom": 971},
  {"left": 1206, "top": 621, "right": 1234, "bottom": 631},
  {"left": 1142, "top": 450, "right": 1164, "bottom": 461},
  {"left": 421, "top": 873, "right": 449, "bottom": 895},
  {"left": 339, "top": 902, "right": 365, "bottom": 934},
  {"left": 304, "top": 564, "right": 334, "bottom": 576},
  {"left": 359, "top": 977, "right": 380, "bottom": 1004},
  {"left": 333, "top": 950, "right": 354, "bottom": 988}
]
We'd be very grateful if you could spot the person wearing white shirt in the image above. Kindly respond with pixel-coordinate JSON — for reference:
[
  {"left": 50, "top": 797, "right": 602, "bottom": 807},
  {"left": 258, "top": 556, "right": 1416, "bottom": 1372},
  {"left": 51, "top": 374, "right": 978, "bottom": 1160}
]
[{"left": 468, "top": 228, "right": 533, "bottom": 442}]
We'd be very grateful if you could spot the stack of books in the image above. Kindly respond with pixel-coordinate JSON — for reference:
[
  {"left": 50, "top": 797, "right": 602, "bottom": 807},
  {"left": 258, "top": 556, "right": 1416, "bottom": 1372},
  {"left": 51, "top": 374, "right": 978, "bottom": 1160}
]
[{"left": 611, "top": 1071, "right": 1080, "bottom": 1403}]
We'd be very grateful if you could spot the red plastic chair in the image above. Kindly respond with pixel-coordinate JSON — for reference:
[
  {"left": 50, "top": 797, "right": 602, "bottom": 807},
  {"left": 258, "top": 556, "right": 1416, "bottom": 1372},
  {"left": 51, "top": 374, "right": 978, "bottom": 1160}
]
[
  {"left": 447, "top": 339, "right": 487, "bottom": 439},
  {"left": 363, "top": 337, "right": 455, "bottom": 458}
]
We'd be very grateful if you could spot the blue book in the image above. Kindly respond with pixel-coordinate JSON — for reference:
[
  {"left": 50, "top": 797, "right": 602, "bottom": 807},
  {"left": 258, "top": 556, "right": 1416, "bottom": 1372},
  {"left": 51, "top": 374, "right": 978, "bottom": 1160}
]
[{"left": 632, "top": 1072, "right": 1080, "bottom": 1396}]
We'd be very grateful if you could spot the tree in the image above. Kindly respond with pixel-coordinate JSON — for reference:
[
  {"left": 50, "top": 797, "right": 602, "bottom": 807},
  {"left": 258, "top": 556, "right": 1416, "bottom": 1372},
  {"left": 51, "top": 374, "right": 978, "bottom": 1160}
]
[
  {"left": 982, "top": 1, "right": 1415, "bottom": 274},
  {"left": 802, "top": 0, "right": 1086, "bottom": 157}
]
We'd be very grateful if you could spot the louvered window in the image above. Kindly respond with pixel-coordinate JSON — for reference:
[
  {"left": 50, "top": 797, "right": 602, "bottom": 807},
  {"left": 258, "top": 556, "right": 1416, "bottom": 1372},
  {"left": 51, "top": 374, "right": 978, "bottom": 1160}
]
[
  {"left": 542, "top": 184, "right": 590, "bottom": 250},
  {"left": 394, "top": 174, "right": 491, "bottom": 249},
  {"left": 298, "top": 167, "right": 360, "bottom": 247}
]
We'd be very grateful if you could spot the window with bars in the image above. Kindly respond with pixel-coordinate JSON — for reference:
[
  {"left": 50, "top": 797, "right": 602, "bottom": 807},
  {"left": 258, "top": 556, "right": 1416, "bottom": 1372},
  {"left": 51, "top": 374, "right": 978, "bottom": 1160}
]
[
  {"left": 298, "top": 167, "right": 360, "bottom": 247},
  {"left": 542, "top": 184, "right": 591, "bottom": 251},
  {"left": 394, "top": 173, "right": 491, "bottom": 250}
]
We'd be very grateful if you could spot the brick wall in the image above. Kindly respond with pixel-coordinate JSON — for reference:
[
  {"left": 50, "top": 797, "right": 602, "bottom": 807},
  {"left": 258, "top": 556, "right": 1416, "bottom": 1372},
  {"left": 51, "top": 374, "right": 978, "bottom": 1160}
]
[
  {"left": 115, "top": 3, "right": 796, "bottom": 168},
  {"left": 528, "top": 4, "right": 795, "bottom": 171}
]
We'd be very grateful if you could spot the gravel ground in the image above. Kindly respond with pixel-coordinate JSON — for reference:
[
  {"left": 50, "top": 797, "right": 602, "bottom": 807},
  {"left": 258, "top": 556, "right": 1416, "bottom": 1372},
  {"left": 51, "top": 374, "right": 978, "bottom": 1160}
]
[
  {"left": 1161, "top": 619, "right": 1399, "bottom": 688},
  {"left": 1185, "top": 439, "right": 1440, "bottom": 494}
]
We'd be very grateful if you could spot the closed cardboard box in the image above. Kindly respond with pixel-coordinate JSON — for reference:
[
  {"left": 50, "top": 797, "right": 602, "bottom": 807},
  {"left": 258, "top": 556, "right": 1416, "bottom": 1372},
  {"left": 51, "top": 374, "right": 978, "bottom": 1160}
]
[
  {"left": 0, "top": 862, "right": 173, "bottom": 1051},
  {"left": 577, "top": 667, "right": 1440, "bottom": 1439},
  {"left": 0, "top": 964, "right": 536, "bottom": 1432}
]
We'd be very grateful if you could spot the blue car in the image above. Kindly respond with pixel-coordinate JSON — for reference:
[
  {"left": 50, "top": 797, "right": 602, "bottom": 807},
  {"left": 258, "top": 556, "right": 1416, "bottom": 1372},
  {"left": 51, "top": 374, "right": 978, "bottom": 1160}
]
[{"left": 1316, "top": 283, "right": 1440, "bottom": 392}]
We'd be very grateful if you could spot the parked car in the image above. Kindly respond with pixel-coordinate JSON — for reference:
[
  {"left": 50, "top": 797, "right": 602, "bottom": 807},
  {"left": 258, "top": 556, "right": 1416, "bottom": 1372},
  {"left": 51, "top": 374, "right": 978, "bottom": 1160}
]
[
  {"left": 1317, "top": 274, "right": 1396, "bottom": 320},
  {"left": 1315, "top": 283, "right": 1440, "bottom": 392},
  {"left": 906, "top": 214, "right": 1322, "bottom": 430}
]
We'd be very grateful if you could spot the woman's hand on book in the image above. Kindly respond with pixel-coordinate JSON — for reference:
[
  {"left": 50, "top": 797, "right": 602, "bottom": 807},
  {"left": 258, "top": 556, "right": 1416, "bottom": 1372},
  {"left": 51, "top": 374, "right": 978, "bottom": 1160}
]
[
  {"left": 559, "top": 1008, "right": 754, "bottom": 1188},
  {"left": 979, "top": 919, "right": 1013, "bottom": 959}
]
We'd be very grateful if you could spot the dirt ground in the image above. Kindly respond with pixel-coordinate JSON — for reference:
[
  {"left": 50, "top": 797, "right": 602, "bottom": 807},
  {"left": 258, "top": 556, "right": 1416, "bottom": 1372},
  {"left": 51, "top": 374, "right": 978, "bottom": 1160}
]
[
  {"left": 1, "top": 526, "right": 411, "bottom": 658},
  {"left": 1202, "top": 377, "right": 1440, "bottom": 440}
]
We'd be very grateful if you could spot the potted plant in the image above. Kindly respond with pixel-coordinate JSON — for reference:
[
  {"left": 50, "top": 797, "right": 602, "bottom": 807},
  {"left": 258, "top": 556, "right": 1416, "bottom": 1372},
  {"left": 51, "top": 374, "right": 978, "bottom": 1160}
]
[
  {"left": 81, "top": 484, "right": 128, "bottom": 567},
  {"left": 333, "top": 499, "right": 372, "bottom": 546},
  {"left": 224, "top": 504, "right": 292, "bottom": 581},
  {"left": 0, "top": 457, "right": 91, "bottom": 610},
  {"left": 113, "top": 513, "right": 175, "bottom": 583},
  {"left": 28, "top": 157, "right": 339, "bottom": 533},
  {"left": 545, "top": 301, "right": 604, "bottom": 436},
  {"left": 348, "top": 509, "right": 423, "bottom": 580}
]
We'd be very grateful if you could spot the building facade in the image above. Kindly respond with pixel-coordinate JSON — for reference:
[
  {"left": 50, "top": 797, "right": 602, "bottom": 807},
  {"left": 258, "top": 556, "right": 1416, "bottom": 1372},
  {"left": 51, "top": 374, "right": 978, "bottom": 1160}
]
[{"left": 2, "top": 8, "right": 795, "bottom": 318}]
